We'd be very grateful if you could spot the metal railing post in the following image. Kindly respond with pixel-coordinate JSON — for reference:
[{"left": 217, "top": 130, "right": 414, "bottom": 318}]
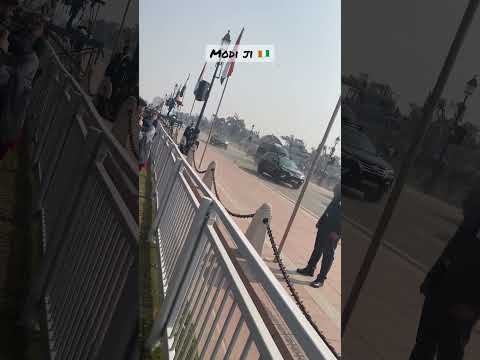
[
  {"left": 148, "top": 159, "right": 184, "bottom": 243},
  {"left": 22, "top": 127, "right": 104, "bottom": 328},
  {"left": 145, "top": 197, "right": 213, "bottom": 351}
]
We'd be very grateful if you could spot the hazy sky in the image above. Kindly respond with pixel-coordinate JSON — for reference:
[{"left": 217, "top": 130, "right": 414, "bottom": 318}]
[
  {"left": 140, "top": 0, "right": 341, "bottom": 151},
  {"left": 343, "top": 0, "right": 480, "bottom": 125}
]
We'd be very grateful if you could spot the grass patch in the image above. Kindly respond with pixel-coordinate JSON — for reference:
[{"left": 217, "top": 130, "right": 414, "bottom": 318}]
[
  {"left": 140, "top": 166, "right": 202, "bottom": 360},
  {"left": 0, "top": 139, "right": 45, "bottom": 359},
  {"left": 140, "top": 169, "right": 163, "bottom": 360}
]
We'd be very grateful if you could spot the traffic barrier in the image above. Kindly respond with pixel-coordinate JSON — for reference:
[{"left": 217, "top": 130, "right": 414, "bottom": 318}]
[
  {"left": 23, "top": 39, "right": 138, "bottom": 359},
  {"left": 244, "top": 203, "right": 272, "bottom": 256},
  {"left": 201, "top": 161, "right": 216, "bottom": 189},
  {"left": 147, "top": 123, "right": 337, "bottom": 359}
]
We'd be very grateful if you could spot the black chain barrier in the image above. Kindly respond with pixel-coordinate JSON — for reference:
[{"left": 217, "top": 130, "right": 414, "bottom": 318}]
[
  {"left": 211, "top": 170, "right": 256, "bottom": 219},
  {"left": 263, "top": 218, "right": 341, "bottom": 359},
  {"left": 191, "top": 149, "right": 209, "bottom": 174}
]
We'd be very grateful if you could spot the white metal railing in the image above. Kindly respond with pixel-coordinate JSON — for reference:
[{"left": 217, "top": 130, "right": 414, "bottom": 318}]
[
  {"left": 146, "top": 124, "right": 337, "bottom": 359},
  {"left": 23, "top": 38, "right": 139, "bottom": 359}
]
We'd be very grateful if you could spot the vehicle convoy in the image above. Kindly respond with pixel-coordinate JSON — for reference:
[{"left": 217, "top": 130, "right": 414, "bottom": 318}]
[
  {"left": 210, "top": 134, "right": 229, "bottom": 149},
  {"left": 342, "top": 124, "right": 395, "bottom": 202},
  {"left": 257, "top": 152, "right": 305, "bottom": 189}
]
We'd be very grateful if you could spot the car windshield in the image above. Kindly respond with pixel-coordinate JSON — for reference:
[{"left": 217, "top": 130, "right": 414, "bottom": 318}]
[
  {"left": 344, "top": 127, "right": 377, "bottom": 154},
  {"left": 279, "top": 157, "right": 299, "bottom": 171}
]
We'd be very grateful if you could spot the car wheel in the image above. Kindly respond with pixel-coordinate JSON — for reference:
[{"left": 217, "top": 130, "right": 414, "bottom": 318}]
[{"left": 292, "top": 182, "right": 302, "bottom": 189}]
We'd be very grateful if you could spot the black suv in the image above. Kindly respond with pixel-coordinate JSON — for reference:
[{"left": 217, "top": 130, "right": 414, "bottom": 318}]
[
  {"left": 342, "top": 125, "right": 395, "bottom": 201},
  {"left": 257, "top": 152, "right": 305, "bottom": 189},
  {"left": 255, "top": 142, "right": 289, "bottom": 162}
]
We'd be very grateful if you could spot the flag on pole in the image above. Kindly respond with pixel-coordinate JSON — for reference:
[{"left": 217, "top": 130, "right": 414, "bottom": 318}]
[
  {"left": 176, "top": 73, "right": 191, "bottom": 105},
  {"left": 179, "top": 73, "right": 190, "bottom": 97},
  {"left": 220, "top": 27, "right": 244, "bottom": 84},
  {"left": 194, "top": 62, "right": 207, "bottom": 95}
]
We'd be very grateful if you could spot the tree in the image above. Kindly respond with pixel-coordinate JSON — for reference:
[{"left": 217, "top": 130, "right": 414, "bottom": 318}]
[{"left": 219, "top": 113, "right": 247, "bottom": 141}]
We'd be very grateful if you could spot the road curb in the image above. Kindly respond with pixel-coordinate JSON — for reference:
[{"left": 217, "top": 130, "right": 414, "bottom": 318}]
[{"left": 342, "top": 216, "right": 428, "bottom": 273}]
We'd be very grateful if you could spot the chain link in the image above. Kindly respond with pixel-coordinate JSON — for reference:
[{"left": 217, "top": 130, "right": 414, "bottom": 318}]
[
  {"left": 263, "top": 218, "right": 341, "bottom": 359},
  {"left": 191, "top": 149, "right": 209, "bottom": 174},
  {"left": 212, "top": 170, "right": 256, "bottom": 219}
]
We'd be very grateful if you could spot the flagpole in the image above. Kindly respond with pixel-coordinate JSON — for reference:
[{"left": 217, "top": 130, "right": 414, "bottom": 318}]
[
  {"left": 199, "top": 76, "right": 230, "bottom": 168},
  {"left": 278, "top": 96, "right": 341, "bottom": 255},
  {"left": 188, "top": 99, "right": 196, "bottom": 122}
]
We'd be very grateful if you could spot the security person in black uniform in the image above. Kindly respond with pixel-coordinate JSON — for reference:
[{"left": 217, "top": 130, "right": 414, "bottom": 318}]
[
  {"left": 297, "top": 183, "right": 341, "bottom": 288},
  {"left": 410, "top": 182, "right": 480, "bottom": 360}
]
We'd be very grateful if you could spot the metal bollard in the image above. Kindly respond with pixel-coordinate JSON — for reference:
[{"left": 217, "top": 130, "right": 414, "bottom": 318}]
[
  {"left": 245, "top": 203, "right": 272, "bottom": 256},
  {"left": 202, "top": 161, "right": 216, "bottom": 189}
]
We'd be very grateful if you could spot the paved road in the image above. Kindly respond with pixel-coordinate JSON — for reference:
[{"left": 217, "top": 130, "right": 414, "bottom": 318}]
[
  {"left": 198, "top": 136, "right": 333, "bottom": 218},
  {"left": 200, "top": 136, "right": 461, "bottom": 269},
  {"left": 343, "top": 184, "right": 462, "bottom": 269},
  {"left": 342, "top": 220, "right": 480, "bottom": 360}
]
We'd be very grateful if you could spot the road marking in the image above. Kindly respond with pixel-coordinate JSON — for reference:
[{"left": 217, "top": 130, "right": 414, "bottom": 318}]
[
  {"left": 342, "top": 215, "right": 428, "bottom": 273},
  {"left": 245, "top": 175, "right": 322, "bottom": 222}
]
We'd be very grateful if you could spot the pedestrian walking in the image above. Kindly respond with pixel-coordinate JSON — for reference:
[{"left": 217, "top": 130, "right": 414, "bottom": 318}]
[
  {"left": 409, "top": 182, "right": 480, "bottom": 360},
  {"left": 138, "top": 103, "right": 157, "bottom": 170},
  {"left": 179, "top": 122, "right": 199, "bottom": 155},
  {"left": 297, "top": 183, "right": 341, "bottom": 288}
]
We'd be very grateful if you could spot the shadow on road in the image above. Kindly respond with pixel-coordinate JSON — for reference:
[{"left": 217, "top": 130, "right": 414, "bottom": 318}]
[
  {"left": 269, "top": 269, "right": 313, "bottom": 286},
  {"left": 341, "top": 186, "right": 364, "bottom": 201},
  {"left": 263, "top": 261, "right": 314, "bottom": 286},
  {"left": 237, "top": 165, "right": 299, "bottom": 190}
]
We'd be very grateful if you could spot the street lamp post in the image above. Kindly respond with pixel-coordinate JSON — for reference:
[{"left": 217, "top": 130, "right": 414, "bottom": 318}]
[
  {"left": 425, "top": 75, "right": 478, "bottom": 190},
  {"left": 183, "top": 30, "right": 231, "bottom": 155}
]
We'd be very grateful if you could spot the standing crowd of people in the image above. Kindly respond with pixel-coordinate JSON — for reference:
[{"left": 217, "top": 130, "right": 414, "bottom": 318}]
[{"left": 0, "top": 1, "right": 46, "bottom": 160}]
